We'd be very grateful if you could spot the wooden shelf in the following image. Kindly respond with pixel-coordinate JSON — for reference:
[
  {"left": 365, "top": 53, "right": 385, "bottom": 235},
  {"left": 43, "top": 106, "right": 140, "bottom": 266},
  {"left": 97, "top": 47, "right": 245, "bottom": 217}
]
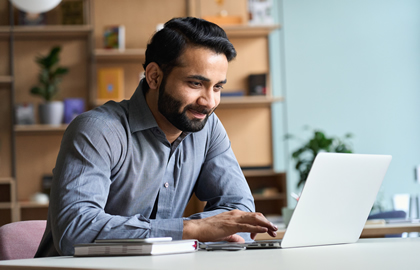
[
  {"left": 0, "top": 202, "right": 13, "bottom": 209},
  {"left": 0, "top": 26, "right": 10, "bottom": 38},
  {"left": 219, "top": 96, "right": 283, "bottom": 107},
  {"left": 253, "top": 194, "right": 286, "bottom": 201},
  {"left": 18, "top": 201, "right": 49, "bottom": 208},
  {"left": 0, "top": 178, "right": 15, "bottom": 214},
  {"left": 0, "top": 177, "right": 14, "bottom": 184},
  {"left": 243, "top": 169, "right": 282, "bottom": 177},
  {"left": 223, "top": 24, "right": 281, "bottom": 37},
  {"left": 0, "top": 25, "right": 92, "bottom": 38},
  {"left": 94, "top": 48, "right": 146, "bottom": 61},
  {"left": 0, "top": 75, "right": 13, "bottom": 84},
  {"left": 15, "top": 124, "right": 68, "bottom": 133}
]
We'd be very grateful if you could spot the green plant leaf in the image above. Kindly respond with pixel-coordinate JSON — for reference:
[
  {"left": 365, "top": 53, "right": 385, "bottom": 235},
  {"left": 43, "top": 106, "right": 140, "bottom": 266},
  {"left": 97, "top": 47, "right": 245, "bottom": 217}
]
[
  {"left": 54, "top": 67, "right": 69, "bottom": 75},
  {"left": 284, "top": 134, "right": 294, "bottom": 140},
  {"left": 288, "top": 127, "right": 354, "bottom": 188},
  {"left": 30, "top": 86, "right": 45, "bottom": 97},
  {"left": 30, "top": 46, "right": 68, "bottom": 101}
]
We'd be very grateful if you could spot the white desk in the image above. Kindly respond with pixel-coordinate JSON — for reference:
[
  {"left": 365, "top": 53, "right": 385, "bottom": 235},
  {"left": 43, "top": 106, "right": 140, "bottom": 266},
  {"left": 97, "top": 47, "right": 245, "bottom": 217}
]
[
  {"left": 0, "top": 238, "right": 418, "bottom": 270},
  {"left": 255, "top": 221, "right": 420, "bottom": 240}
]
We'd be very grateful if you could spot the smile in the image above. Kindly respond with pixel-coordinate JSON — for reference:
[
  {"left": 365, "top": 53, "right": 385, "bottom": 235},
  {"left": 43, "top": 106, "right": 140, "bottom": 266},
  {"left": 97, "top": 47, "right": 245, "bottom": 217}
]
[{"left": 188, "top": 109, "right": 207, "bottom": 120}]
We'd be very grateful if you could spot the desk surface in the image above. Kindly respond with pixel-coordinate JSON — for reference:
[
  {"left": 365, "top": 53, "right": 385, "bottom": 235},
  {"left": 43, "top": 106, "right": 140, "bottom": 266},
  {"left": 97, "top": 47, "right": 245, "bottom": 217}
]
[
  {"left": 0, "top": 238, "right": 419, "bottom": 270},
  {"left": 255, "top": 221, "right": 420, "bottom": 240}
]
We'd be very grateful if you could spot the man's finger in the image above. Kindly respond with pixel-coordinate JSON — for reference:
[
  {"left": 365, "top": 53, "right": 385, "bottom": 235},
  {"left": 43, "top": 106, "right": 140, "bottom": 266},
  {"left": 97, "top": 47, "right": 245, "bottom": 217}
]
[
  {"left": 235, "top": 224, "right": 269, "bottom": 234},
  {"left": 236, "top": 213, "right": 278, "bottom": 232},
  {"left": 224, "top": 234, "right": 245, "bottom": 243}
]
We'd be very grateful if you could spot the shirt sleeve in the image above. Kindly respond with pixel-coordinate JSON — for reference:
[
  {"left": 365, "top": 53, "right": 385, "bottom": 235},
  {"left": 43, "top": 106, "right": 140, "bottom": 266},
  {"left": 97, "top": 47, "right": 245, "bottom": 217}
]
[
  {"left": 49, "top": 114, "right": 183, "bottom": 256},
  {"left": 185, "top": 115, "right": 256, "bottom": 240}
]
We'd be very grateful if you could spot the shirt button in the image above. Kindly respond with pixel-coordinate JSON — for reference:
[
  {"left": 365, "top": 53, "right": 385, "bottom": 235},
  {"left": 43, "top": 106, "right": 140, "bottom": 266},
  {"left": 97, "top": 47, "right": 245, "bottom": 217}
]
[{"left": 164, "top": 182, "right": 169, "bottom": 188}]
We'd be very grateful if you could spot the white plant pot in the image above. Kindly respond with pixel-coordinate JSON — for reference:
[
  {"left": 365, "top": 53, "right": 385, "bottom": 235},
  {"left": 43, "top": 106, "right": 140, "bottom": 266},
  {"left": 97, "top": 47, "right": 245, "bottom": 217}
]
[{"left": 39, "top": 101, "right": 64, "bottom": 125}]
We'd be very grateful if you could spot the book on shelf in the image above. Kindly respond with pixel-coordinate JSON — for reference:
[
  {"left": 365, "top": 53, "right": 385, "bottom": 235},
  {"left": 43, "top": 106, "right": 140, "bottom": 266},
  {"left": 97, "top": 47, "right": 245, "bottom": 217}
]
[
  {"left": 221, "top": 90, "right": 245, "bottom": 97},
  {"left": 64, "top": 98, "right": 85, "bottom": 124},
  {"left": 61, "top": 0, "right": 84, "bottom": 25},
  {"left": 74, "top": 238, "right": 198, "bottom": 257},
  {"left": 97, "top": 68, "right": 124, "bottom": 101},
  {"left": 104, "top": 25, "right": 125, "bottom": 50}
]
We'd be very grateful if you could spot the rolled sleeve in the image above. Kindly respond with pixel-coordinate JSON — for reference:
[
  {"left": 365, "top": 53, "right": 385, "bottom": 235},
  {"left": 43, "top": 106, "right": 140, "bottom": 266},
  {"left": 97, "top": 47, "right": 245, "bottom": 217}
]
[{"left": 149, "top": 218, "right": 184, "bottom": 240}]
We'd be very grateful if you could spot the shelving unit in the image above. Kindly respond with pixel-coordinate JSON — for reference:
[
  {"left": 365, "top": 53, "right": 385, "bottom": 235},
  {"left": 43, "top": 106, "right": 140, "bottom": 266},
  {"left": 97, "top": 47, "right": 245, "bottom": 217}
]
[
  {"left": 14, "top": 124, "right": 68, "bottom": 133},
  {"left": 0, "top": 0, "right": 287, "bottom": 224},
  {"left": 222, "top": 24, "right": 280, "bottom": 37},
  {"left": 0, "top": 1, "right": 16, "bottom": 226},
  {"left": 11, "top": 25, "right": 91, "bottom": 36},
  {"left": 94, "top": 48, "right": 146, "bottom": 61},
  {"left": 0, "top": 75, "right": 13, "bottom": 84},
  {"left": 219, "top": 96, "right": 283, "bottom": 107},
  {"left": 243, "top": 170, "right": 287, "bottom": 215},
  {"left": 0, "top": 0, "right": 92, "bottom": 225},
  {"left": 0, "top": 178, "right": 16, "bottom": 215},
  {"left": 0, "top": 158, "right": 17, "bottom": 224}
]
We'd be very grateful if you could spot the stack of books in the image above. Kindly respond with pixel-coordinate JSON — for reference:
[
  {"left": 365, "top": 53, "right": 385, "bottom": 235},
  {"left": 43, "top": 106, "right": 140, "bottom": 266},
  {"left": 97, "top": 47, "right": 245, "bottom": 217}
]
[{"left": 74, "top": 237, "right": 198, "bottom": 257}]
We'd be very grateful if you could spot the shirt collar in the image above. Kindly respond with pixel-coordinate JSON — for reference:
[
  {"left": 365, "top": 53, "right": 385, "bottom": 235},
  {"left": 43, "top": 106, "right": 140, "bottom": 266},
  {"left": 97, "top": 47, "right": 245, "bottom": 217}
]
[
  {"left": 128, "top": 80, "right": 192, "bottom": 139},
  {"left": 128, "top": 81, "right": 158, "bottom": 133}
]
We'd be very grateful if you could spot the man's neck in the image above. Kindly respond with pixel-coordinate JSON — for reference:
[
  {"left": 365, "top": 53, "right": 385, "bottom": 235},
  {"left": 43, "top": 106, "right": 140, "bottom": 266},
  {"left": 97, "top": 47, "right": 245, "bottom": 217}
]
[{"left": 145, "top": 90, "right": 182, "bottom": 144}]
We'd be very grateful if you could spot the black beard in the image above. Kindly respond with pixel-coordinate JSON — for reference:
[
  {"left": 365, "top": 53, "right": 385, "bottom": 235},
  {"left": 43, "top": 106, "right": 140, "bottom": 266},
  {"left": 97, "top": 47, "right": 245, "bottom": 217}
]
[{"left": 157, "top": 79, "right": 215, "bottom": 132}]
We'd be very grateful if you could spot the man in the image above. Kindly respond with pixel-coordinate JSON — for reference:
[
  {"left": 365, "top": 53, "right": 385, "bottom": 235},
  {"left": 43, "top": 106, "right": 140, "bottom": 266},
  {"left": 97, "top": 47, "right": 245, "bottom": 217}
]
[{"left": 35, "top": 17, "right": 277, "bottom": 257}]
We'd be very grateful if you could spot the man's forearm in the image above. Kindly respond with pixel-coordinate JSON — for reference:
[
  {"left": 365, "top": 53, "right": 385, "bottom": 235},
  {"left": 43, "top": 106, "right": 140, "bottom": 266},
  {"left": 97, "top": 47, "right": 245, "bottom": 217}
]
[{"left": 53, "top": 209, "right": 184, "bottom": 255}]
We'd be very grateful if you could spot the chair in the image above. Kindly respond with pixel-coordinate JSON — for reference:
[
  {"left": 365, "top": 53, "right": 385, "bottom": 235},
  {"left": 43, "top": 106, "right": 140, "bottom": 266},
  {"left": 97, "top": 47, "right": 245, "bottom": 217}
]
[{"left": 0, "top": 220, "right": 46, "bottom": 260}]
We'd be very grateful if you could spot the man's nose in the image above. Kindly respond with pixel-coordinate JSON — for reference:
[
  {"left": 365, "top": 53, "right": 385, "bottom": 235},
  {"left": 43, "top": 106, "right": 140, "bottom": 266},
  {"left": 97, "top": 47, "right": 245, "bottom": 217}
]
[{"left": 197, "top": 89, "right": 216, "bottom": 109}]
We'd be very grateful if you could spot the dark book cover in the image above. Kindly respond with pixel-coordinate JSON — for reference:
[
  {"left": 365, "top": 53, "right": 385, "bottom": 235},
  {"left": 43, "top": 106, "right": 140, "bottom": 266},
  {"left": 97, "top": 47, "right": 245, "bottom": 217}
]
[
  {"left": 61, "top": 0, "right": 84, "bottom": 25},
  {"left": 249, "top": 73, "right": 267, "bottom": 95}
]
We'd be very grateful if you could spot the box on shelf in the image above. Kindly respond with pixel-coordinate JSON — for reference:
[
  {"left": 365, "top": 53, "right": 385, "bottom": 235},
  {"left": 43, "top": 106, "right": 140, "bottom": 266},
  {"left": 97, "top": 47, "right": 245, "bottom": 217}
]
[
  {"left": 61, "top": 0, "right": 84, "bottom": 25},
  {"left": 103, "top": 25, "right": 125, "bottom": 50},
  {"left": 248, "top": 0, "right": 274, "bottom": 25},
  {"left": 15, "top": 103, "right": 35, "bottom": 125},
  {"left": 248, "top": 73, "right": 266, "bottom": 95},
  {"left": 221, "top": 90, "right": 245, "bottom": 97},
  {"left": 64, "top": 98, "right": 85, "bottom": 124},
  {"left": 97, "top": 68, "right": 124, "bottom": 101}
]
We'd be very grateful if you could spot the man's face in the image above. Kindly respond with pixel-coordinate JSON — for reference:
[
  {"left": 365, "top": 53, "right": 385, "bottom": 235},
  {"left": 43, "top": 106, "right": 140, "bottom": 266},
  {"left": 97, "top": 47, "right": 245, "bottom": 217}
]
[{"left": 157, "top": 46, "right": 228, "bottom": 132}]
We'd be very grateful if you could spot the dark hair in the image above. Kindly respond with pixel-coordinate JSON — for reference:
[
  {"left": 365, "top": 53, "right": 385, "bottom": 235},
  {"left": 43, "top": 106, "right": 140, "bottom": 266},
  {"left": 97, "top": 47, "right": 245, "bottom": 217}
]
[{"left": 142, "top": 17, "right": 237, "bottom": 92}]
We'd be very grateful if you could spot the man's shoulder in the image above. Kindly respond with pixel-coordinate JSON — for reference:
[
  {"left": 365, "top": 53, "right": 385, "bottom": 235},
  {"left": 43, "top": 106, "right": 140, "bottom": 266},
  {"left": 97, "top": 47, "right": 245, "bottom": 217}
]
[
  {"left": 70, "top": 100, "right": 129, "bottom": 133},
  {"left": 80, "top": 100, "right": 127, "bottom": 120},
  {"left": 192, "top": 112, "right": 227, "bottom": 145},
  {"left": 205, "top": 112, "right": 224, "bottom": 134}
]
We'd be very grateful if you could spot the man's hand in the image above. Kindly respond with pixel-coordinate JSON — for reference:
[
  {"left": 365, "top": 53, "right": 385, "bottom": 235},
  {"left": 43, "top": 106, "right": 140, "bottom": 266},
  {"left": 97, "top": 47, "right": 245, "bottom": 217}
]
[{"left": 182, "top": 209, "right": 278, "bottom": 242}]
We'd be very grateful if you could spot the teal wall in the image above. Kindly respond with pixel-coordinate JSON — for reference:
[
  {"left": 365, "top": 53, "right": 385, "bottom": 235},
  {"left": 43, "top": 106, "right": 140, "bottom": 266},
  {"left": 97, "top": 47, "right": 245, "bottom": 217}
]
[{"left": 271, "top": 0, "right": 420, "bottom": 208}]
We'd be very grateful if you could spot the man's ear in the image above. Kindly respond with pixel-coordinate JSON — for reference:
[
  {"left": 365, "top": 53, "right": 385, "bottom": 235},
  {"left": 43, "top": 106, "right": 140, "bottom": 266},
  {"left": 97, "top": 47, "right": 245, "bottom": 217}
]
[{"left": 145, "top": 62, "right": 163, "bottom": 91}]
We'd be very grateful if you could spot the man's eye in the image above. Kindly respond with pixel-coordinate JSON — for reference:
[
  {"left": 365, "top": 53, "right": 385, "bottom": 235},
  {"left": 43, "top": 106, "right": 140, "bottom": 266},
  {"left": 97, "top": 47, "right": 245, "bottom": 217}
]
[
  {"left": 189, "top": 81, "right": 201, "bottom": 87},
  {"left": 214, "top": 85, "right": 223, "bottom": 91}
]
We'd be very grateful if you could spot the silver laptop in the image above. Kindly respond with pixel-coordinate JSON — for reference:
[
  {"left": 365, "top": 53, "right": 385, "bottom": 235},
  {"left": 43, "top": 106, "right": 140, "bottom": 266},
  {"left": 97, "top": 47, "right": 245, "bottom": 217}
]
[{"left": 204, "top": 153, "right": 392, "bottom": 250}]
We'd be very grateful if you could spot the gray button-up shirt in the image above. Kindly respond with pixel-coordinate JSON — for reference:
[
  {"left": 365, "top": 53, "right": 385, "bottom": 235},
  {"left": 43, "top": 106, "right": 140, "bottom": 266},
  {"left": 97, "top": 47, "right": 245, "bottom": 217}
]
[{"left": 36, "top": 83, "right": 255, "bottom": 256}]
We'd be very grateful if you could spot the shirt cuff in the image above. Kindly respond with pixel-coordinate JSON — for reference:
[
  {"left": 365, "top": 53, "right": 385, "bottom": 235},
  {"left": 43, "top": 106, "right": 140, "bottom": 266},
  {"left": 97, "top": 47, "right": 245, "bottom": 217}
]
[{"left": 149, "top": 218, "right": 184, "bottom": 240}]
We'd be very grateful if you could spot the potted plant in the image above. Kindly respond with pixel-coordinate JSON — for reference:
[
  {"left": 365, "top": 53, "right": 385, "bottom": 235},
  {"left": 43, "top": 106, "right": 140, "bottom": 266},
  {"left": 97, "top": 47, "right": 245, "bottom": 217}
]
[
  {"left": 30, "top": 46, "right": 69, "bottom": 125},
  {"left": 286, "top": 127, "right": 354, "bottom": 188}
]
